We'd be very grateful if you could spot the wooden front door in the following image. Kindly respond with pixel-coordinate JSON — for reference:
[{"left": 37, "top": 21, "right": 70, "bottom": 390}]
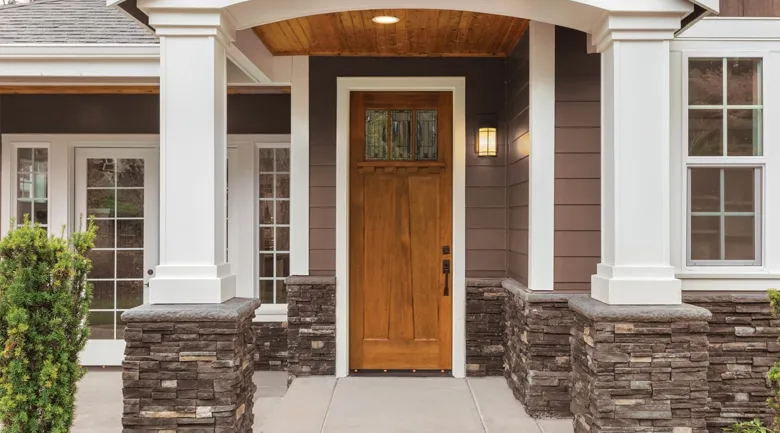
[{"left": 349, "top": 92, "right": 453, "bottom": 371}]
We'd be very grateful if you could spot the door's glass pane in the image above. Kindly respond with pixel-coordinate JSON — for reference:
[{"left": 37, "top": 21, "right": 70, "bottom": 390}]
[
  {"left": 690, "top": 168, "right": 721, "bottom": 212},
  {"left": 691, "top": 216, "right": 721, "bottom": 260},
  {"left": 688, "top": 109, "right": 723, "bottom": 156},
  {"left": 117, "top": 280, "right": 144, "bottom": 309},
  {"left": 689, "top": 59, "right": 723, "bottom": 106},
  {"left": 260, "top": 201, "right": 274, "bottom": 224},
  {"left": 416, "top": 110, "right": 438, "bottom": 161},
  {"left": 116, "top": 312, "right": 126, "bottom": 340},
  {"left": 259, "top": 149, "right": 274, "bottom": 172},
  {"left": 117, "top": 220, "right": 144, "bottom": 248},
  {"left": 365, "top": 110, "right": 388, "bottom": 160},
  {"left": 88, "top": 311, "right": 114, "bottom": 340},
  {"left": 117, "top": 159, "right": 144, "bottom": 188},
  {"left": 116, "top": 251, "right": 143, "bottom": 279},
  {"left": 91, "top": 281, "right": 115, "bottom": 310},
  {"left": 276, "top": 227, "right": 290, "bottom": 251},
  {"left": 259, "top": 227, "right": 275, "bottom": 251},
  {"left": 116, "top": 190, "right": 144, "bottom": 218},
  {"left": 33, "top": 201, "right": 47, "bottom": 226},
  {"left": 16, "top": 200, "right": 31, "bottom": 223},
  {"left": 17, "top": 149, "right": 33, "bottom": 173},
  {"left": 260, "top": 254, "right": 274, "bottom": 278},
  {"left": 93, "top": 220, "right": 115, "bottom": 249},
  {"left": 727, "top": 58, "right": 761, "bottom": 105},
  {"left": 276, "top": 280, "right": 287, "bottom": 304},
  {"left": 260, "top": 174, "right": 274, "bottom": 199},
  {"left": 724, "top": 168, "right": 756, "bottom": 212},
  {"left": 260, "top": 280, "right": 274, "bottom": 303},
  {"left": 87, "top": 159, "right": 115, "bottom": 187},
  {"left": 276, "top": 201, "right": 290, "bottom": 225},
  {"left": 390, "top": 110, "right": 412, "bottom": 160},
  {"left": 88, "top": 189, "right": 115, "bottom": 218},
  {"left": 88, "top": 250, "right": 115, "bottom": 279},
  {"left": 727, "top": 109, "right": 762, "bottom": 156},
  {"left": 725, "top": 216, "right": 755, "bottom": 260},
  {"left": 276, "top": 174, "right": 290, "bottom": 198},
  {"left": 276, "top": 148, "right": 290, "bottom": 172},
  {"left": 276, "top": 254, "right": 289, "bottom": 277}
]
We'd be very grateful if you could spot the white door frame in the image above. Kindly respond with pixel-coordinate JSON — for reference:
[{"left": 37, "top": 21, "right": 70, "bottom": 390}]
[
  {"left": 335, "top": 77, "right": 467, "bottom": 378},
  {"left": 74, "top": 146, "right": 160, "bottom": 366}
]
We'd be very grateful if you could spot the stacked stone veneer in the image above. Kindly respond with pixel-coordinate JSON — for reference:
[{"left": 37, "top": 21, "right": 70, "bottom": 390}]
[
  {"left": 253, "top": 322, "right": 288, "bottom": 371},
  {"left": 466, "top": 278, "right": 507, "bottom": 376},
  {"left": 503, "top": 279, "right": 580, "bottom": 417},
  {"left": 570, "top": 297, "right": 712, "bottom": 433},
  {"left": 286, "top": 276, "right": 336, "bottom": 381},
  {"left": 685, "top": 293, "right": 779, "bottom": 432},
  {"left": 121, "top": 297, "right": 261, "bottom": 433}
]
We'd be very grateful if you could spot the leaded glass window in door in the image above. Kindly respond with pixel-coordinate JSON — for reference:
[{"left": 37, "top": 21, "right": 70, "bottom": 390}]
[{"left": 364, "top": 109, "right": 438, "bottom": 161}]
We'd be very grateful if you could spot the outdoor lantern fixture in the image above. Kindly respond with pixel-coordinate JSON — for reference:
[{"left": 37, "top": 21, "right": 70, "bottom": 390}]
[{"left": 476, "top": 120, "right": 498, "bottom": 157}]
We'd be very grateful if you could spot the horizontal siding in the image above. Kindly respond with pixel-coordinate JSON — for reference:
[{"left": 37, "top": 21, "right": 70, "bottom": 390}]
[
  {"left": 553, "top": 27, "right": 601, "bottom": 292},
  {"left": 719, "top": 0, "right": 780, "bottom": 16}
]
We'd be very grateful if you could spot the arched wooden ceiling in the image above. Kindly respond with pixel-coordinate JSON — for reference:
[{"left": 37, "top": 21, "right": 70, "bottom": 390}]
[{"left": 253, "top": 9, "right": 529, "bottom": 57}]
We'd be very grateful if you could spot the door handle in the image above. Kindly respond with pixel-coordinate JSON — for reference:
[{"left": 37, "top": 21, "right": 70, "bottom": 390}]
[{"left": 442, "top": 259, "right": 450, "bottom": 296}]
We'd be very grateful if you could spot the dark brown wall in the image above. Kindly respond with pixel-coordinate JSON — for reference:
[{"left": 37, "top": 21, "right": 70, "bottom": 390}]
[
  {"left": 504, "top": 35, "right": 530, "bottom": 285},
  {"left": 719, "top": 0, "right": 780, "bottom": 16},
  {"left": 554, "top": 27, "right": 601, "bottom": 292},
  {"left": 0, "top": 94, "right": 291, "bottom": 134},
  {"left": 308, "top": 56, "right": 506, "bottom": 277}
]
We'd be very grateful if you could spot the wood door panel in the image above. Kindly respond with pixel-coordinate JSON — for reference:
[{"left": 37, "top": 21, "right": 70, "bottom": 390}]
[{"left": 350, "top": 91, "right": 453, "bottom": 371}]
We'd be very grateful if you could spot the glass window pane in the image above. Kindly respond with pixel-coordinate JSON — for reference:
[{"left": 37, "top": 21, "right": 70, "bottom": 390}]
[
  {"left": 17, "top": 148, "right": 33, "bottom": 173},
  {"left": 276, "top": 148, "right": 290, "bottom": 172},
  {"left": 260, "top": 174, "right": 274, "bottom": 199},
  {"left": 390, "top": 110, "right": 412, "bottom": 160},
  {"left": 725, "top": 216, "right": 755, "bottom": 261},
  {"left": 691, "top": 216, "right": 721, "bottom": 260},
  {"left": 276, "top": 280, "right": 287, "bottom": 304},
  {"left": 93, "top": 220, "right": 115, "bottom": 249},
  {"left": 116, "top": 190, "right": 144, "bottom": 218},
  {"left": 416, "top": 110, "right": 438, "bottom": 161},
  {"left": 117, "top": 159, "right": 144, "bottom": 188},
  {"left": 87, "top": 159, "right": 115, "bottom": 187},
  {"left": 688, "top": 109, "right": 723, "bottom": 156},
  {"left": 33, "top": 149, "right": 48, "bottom": 173},
  {"left": 259, "top": 227, "right": 275, "bottom": 251},
  {"left": 260, "top": 254, "right": 274, "bottom": 278},
  {"left": 689, "top": 59, "right": 723, "bottom": 105},
  {"left": 724, "top": 168, "right": 755, "bottom": 212},
  {"left": 276, "top": 174, "right": 290, "bottom": 199},
  {"left": 88, "top": 250, "right": 115, "bottom": 279},
  {"left": 690, "top": 168, "right": 720, "bottom": 212},
  {"left": 260, "top": 280, "right": 274, "bottom": 303},
  {"left": 259, "top": 149, "right": 274, "bottom": 172},
  {"left": 16, "top": 201, "right": 31, "bottom": 224},
  {"left": 17, "top": 174, "right": 31, "bottom": 200},
  {"left": 727, "top": 58, "right": 761, "bottom": 105},
  {"left": 117, "top": 220, "right": 144, "bottom": 248},
  {"left": 33, "top": 201, "right": 47, "bottom": 226},
  {"left": 88, "top": 189, "right": 115, "bottom": 218},
  {"left": 91, "top": 281, "right": 115, "bottom": 310},
  {"left": 116, "top": 312, "right": 126, "bottom": 340},
  {"left": 365, "top": 110, "right": 388, "bottom": 160},
  {"left": 117, "top": 280, "right": 144, "bottom": 309},
  {"left": 276, "top": 254, "right": 289, "bottom": 278},
  {"left": 88, "top": 311, "right": 114, "bottom": 340},
  {"left": 33, "top": 173, "right": 47, "bottom": 199},
  {"left": 276, "top": 227, "right": 290, "bottom": 251},
  {"left": 116, "top": 251, "right": 143, "bottom": 279},
  {"left": 276, "top": 201, "right": 290, "bottom": 225},
  {"left": 727, "top": 109, "right": 762, "bottom": 156},
  {"left": 260, "top": 201, "right": 274, "bottom": 224}
]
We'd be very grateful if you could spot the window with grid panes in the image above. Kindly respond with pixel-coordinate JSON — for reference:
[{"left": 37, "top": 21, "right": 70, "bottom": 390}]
[
  {"left": 16, "top": 147, "right": 49, "bottom": 228},
  {"left": 258, "top": 147, "right": 290, "bottom": 303},
  {"left": 686, "top": 57, "right": 763, "bottom": 265}
]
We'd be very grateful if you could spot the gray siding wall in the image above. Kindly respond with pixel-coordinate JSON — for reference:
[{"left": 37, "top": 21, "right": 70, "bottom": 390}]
[
  {"left": 308, "top": 56, "right": 507, "bottom": 277},
  {"left": 504, "top": 35, "right": 530, "bottom": 285},
  {"left": 553, "top": 27, "right": 601, "bottom": 292},
  {"left": 718, "top": 0, "right": 780, "bottom": 16}
]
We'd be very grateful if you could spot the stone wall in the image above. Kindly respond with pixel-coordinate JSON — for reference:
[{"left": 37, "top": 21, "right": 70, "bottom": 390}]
[
  {"left": 503, "top": 280, "right": 579, "bottom": 417},
  {"left": 121, "top": 298, "right": 261, "bottom": 433},
  {"left": 685, "top": 293, "right": 779, "bottom": 432},
  {"left": 569, "top": 297, "right": 712, "bottom": 433},
  {"left": 286, "top": 276, "right": 336, "bottom": 381},
  {"left": 253, "top": 321, "right": 288, "bottom": 371},
  {"left": 466, "top": 278, "right": 507, "bottom": 376}
]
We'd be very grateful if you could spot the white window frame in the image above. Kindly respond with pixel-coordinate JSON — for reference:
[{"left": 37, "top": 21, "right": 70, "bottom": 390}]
[{"left": 671, "top": 27, "right": 780, "bottom": 290}]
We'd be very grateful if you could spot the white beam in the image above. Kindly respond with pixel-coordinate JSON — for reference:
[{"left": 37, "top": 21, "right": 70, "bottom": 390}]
[{"left": 231, "top": 29, "right": 292, "bottom": 84}]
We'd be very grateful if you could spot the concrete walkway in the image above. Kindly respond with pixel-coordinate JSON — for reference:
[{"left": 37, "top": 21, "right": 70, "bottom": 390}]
[{"left": 71, "top": 370, "right": 573, "bottom": 433}]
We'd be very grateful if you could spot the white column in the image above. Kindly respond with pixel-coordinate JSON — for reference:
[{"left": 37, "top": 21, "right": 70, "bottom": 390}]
[
  {"left": 591, "top": 14, "right": 683, "bottom": 305},
  {"left": 290, "top": 56, "right": 310, "bottom": 275},
  {"left": 527, "top": 21, "right": 556, "bottom": 291},
  {"left": 146, "top": 8, "right": 236, "bottom": 304}
]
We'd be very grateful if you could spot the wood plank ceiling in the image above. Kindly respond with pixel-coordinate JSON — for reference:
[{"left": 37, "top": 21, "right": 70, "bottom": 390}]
[{"left": 253, "top": 9, "right": 529, "bottom": 57}]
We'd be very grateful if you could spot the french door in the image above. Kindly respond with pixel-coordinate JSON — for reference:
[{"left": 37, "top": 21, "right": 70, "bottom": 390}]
[{"left": 75, "top": 148, "right": 159, "bottom": 366}]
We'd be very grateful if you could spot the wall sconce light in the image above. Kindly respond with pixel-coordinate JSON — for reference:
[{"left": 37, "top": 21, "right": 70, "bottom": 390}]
[{"left": 476, "top": 120, "right": 498, "bottom": 157}]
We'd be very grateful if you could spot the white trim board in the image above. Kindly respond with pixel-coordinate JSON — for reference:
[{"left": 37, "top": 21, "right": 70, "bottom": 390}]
[{"left": 334, "top": 77, "right": 467, "bottom": 378}]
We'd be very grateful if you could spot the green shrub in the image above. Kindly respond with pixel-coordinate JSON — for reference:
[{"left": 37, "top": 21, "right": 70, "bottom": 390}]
[
  {"left": 0, "top": 218, "right": 96, "bottom": 433},
  {"left": 726, "top": 418, "right": 772, "bottom": 433}
]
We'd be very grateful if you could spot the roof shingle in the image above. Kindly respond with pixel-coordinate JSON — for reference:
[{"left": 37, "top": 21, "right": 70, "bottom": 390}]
[{"left": 0, "top": 0, "right": 158, "bottom": 44}]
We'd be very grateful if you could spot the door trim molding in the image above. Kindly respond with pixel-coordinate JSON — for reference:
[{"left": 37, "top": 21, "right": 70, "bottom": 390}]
[{"left": 335, "top": 77, "right": 467, "bottom": 378}]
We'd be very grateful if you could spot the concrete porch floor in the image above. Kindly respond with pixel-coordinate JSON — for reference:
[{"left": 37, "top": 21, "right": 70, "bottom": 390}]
[{"left": 72, "top": 370, "right": 574, "bottom": 433}]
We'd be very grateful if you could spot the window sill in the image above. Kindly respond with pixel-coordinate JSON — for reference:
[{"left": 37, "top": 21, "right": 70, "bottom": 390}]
[{"left": 253, "top": 304, "right": 288, "bottom": 322}]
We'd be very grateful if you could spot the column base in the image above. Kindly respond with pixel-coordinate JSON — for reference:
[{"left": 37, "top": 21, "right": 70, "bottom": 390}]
[
  {"left": 569, "top": 297, "right": 712, "bottom": 433},
  {"left": 592, "top": 264, "right": 681, "bottom": 305},
  {"left": 121, "top": 297, "right": 261, "bottom": 433},
  {"left": 286, "top": 276, "right": 336, "bottom": 384},
  {"left": 149, "top": 264, "right": 236, "bottom": 304}
]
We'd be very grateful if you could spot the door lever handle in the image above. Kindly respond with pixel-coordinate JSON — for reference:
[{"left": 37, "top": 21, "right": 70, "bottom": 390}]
[{"left": 442, "top": 259, "right": 450, "bottom": 296}]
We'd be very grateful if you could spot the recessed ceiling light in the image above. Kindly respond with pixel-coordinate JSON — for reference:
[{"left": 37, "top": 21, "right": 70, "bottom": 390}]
[{"left": 372, "top": 15, "right": 400, "bottom": 24}]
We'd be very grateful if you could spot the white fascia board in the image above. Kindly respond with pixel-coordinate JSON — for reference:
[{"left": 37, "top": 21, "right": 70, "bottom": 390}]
[
  {"left": 691, "top": 0, "right": 719, "bottom": 14},
  {"left": 0, "top": 44, "right": 160, "bottom": 59},
  {"left": 677, "top": 17, "right": 780, "bottom": 40},
  {"left": 0, "top": 44, "right": 159, "bottom": 78}
]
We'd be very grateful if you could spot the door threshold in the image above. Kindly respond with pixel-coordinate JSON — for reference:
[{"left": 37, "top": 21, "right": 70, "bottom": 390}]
[{"left": 350, "top": 369, "right": 452, "bottom": 377}]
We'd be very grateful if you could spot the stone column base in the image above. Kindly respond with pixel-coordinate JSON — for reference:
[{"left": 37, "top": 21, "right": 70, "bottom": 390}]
[
  {"left": 569, "top": 297, "right": 712, "bottom": 433},
  {"left": 121, "top": 297, "right": 261, "bottom": 433},
  {"left": 286, "top": 276, "right": 336, "bottom": 383}
]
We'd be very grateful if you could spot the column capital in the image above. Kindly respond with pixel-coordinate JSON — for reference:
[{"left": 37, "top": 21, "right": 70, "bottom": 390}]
[
  {"left": 138, "top": 0, "right": 236, "bottom": 44},
  {"left": 591, "top": 12, "right": 684, "bottom": 53}
]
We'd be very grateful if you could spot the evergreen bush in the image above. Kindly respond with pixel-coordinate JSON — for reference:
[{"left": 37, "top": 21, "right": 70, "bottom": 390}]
[{"left": 0, "top": 218, "right": 96, "bottom": 433}]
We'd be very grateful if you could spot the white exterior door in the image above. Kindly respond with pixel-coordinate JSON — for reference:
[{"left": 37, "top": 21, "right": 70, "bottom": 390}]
[{"left": 75, "top": 147, "right": 159, "bottom": 366}]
